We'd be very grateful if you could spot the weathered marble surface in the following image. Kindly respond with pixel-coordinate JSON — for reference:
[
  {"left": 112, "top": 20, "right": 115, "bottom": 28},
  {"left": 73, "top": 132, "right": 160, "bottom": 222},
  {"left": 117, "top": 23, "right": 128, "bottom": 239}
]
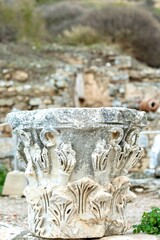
[
  {"left": 7, "top": 107, "right": 147, "bottom": 239},
  {"left": 0, "top": 222, "right": 26, "bottom": 240}
]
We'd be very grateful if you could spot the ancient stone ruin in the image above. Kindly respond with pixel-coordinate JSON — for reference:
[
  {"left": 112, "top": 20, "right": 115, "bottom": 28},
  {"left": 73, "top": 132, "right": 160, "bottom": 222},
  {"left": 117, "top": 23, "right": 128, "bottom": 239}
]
[
  {"left": 1, "top": 48, "right": 160, "bottom": 174},
  {"left": 7, "top": 107, "right": 147, "bottom": 238}
]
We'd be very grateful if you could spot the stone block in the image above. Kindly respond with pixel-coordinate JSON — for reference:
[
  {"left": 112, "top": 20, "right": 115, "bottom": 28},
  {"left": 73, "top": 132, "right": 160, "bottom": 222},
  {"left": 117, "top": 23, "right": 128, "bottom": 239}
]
[
  {"left": 2, "top": 171, "right": 28, "bottom": 197},
  {"left": 0, "top": 138, "right": 14, "bottom": 158},
  {"left": 12, "top": 70, "right": 29, "bottom": 82},
  {"left": 0, "top": 98, "right": 14, "bottom": 107},
  {"left": 114, "top": 56, "right": 132, "bottom": 69},
  {"left": 29, "top": 98, "right": 42, "bottom": 106}
]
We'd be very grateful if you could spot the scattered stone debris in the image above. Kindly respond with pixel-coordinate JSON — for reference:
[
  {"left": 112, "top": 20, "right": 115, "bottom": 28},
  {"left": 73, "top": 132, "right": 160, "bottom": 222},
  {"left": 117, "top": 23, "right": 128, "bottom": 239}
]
[
  {"left": 12, "top": 70, "right": 29, "bottom": 82},
  {"left": 130, "top": 178, "right": 160, "bottom": 193}
]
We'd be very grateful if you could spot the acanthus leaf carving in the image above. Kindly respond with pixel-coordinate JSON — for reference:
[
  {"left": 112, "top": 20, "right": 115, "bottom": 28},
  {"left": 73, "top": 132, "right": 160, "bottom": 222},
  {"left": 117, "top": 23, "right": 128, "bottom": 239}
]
[
  {"left": 48, "top": 193, "right": 76, "bottom": 227},
  {"left": 92, "top": 127, "right": 143, "bottom": 183},
  {"left": 57, "top": 142, "right": 76, "bottom": 185},
  {"left": 24, "top": 186, "right": 52, "bottom": 237},
  {"left": 105, "top": 176, "right": 136, "bottom": 235},
  {"left": 92, "top": 139, "right": 111, "bottom": 172},
  {"left": 68, "top": 177, "right": 97, "bottom": 215},
  {"left": 41, "top": 147, "right": 51, "bottom": 174},
  {"left": 17, "top": 128, "right": 61, "bottom": 186},
  {"left": 116, "top": 142, "right": 143, "bottom": 176},
  {"left": 90, "top": 191, "right": 112, "bottom": 220}
]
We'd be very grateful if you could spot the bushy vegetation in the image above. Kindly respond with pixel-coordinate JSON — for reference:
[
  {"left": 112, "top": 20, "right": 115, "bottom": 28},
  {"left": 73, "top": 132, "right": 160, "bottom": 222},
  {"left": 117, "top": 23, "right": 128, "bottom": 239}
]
[
  {"left": 0, "top": 0, "right": 46, "bottom": 43},
  {"left": 35, "top": 0, "right": 62, "bottom": 5},
  {"left": 0, "top": 165, "right": 8, "bottom": 195},
  {"left": 133, "top": 208, "right": 160, "bottom": 235},
  {"left": 83, "top": 5, "right": 160, "bottom": 67},
  {"left": 41, "top": 1, "right": 160, "bottom": 67},
  {"left": 1, "top": 0, "right": 160, "bottom": 67},
  {"left": 145, "top": 0, "right": 155, "bottom": 8},
  {"left": 41, "top": 2, "right": 87, "bottom": 37}
]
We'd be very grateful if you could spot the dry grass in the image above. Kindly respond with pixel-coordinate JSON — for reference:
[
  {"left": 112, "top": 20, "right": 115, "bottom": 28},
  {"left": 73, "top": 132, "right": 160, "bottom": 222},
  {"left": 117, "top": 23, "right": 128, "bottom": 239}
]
[{"left": 60, "top": 26, "right": 102, "bottom": 45}]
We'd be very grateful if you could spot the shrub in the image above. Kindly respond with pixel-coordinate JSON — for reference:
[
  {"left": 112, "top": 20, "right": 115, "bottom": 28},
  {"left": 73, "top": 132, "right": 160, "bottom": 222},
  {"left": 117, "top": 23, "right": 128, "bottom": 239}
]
[
  {"left": 133, "top": 208, "right": 160, "bottom": 235},
  {"left": 41, "top": 2, "right": 88, "bottom": 37},
  {"left": 36, "top": 0, "right": 61, "bottom": 4},
  {"left": 60, "top": 26, "right": 101, "bottom": 45},
  {"left": 152, "top": 7, "right": 160, "bottom": 22},
  {"left": 0, "top": 0, "right": 46, "bottom": 43},
  {"left": 83, "top": 5, "right": 160, "bottom": 67},
  {"left": 145, "top": 0, "right": 155, "bottom": 8},
  {"left": 0, "top": 165, "right": 8, "bottom": 195},
  {"left": 0, "top": 1, "right": 18, "bottom": 41},
  {"left": 42, "top": 2, "right": 160, "bottom": 67},
  {"left": 16, "top": 0, "right": 46, "bottom": 42}
]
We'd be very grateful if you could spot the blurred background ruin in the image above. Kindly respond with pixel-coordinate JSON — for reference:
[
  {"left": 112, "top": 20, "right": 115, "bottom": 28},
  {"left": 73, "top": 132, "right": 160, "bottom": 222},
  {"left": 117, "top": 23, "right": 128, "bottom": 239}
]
[{"left": 0, "top": 0, "right": 160, "bottom": 210}]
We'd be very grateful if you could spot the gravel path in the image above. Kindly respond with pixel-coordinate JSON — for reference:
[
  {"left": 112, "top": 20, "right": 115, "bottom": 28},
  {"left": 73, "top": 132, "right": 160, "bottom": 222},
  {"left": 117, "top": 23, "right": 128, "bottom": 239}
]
[
  {"left": 0, "top": 197, "right": 28, "bottom": 228},
  {"left": 127, "top": 192, "right": 160, "bottom": 226},
  {"left": 0, "top": 192, "right": 159, "bottom": 229}
]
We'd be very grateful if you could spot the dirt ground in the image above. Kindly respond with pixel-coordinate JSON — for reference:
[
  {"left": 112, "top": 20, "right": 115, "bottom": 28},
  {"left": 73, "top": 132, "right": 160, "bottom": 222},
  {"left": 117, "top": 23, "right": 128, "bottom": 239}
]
[{"left": 0, "top": 192, "right": 160, "bottom": 230}]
